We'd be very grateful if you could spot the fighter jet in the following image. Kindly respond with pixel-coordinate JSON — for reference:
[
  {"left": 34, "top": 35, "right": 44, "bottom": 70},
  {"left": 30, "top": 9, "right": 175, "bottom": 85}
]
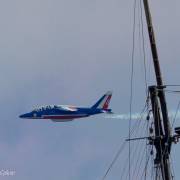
[{"left": 19, "top": 91, "right": 113, "bottom": 122}]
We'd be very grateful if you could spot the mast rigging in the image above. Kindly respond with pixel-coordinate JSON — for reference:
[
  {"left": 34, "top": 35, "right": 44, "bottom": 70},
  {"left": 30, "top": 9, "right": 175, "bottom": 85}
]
[{"left": 143, "top": 0, "right": 173, "bottom": 179}]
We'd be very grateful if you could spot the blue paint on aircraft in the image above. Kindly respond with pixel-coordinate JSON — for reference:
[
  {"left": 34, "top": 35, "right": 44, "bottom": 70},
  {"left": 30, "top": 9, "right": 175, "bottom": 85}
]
[{"left": 19, "top": 91, "right": 113, "bottom": 122}]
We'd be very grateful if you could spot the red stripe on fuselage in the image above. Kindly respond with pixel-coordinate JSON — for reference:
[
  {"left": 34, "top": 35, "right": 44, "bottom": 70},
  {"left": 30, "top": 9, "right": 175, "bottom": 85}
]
[{"left": 42, "top": 115, "right": 88, "bottom": 119}]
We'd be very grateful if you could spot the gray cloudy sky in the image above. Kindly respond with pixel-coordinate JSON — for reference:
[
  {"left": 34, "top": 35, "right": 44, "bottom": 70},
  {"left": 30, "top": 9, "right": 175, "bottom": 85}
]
[{"left": 0, "top": 0, "right": 180, "bottom": 179}]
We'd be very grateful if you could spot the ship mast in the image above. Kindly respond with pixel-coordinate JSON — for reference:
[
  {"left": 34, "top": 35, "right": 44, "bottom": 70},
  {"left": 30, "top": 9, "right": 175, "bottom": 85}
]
[{"left": 143, "top": 0, "right": 172, "bottom": 179}]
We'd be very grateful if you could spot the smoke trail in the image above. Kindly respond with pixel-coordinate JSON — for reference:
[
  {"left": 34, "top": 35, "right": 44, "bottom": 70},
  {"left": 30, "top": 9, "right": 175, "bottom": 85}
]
[
  {"left": 105, "top": 110, "right": 180, "bottom": 121},
  {"left": 105, "top": 113, "right": 143, "bottom": 120}
]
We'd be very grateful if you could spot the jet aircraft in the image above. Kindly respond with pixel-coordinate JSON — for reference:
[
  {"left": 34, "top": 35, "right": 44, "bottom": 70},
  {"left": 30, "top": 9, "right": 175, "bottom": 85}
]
[{"left": 19, "top": 91, "right": 113, "bottom": 122}]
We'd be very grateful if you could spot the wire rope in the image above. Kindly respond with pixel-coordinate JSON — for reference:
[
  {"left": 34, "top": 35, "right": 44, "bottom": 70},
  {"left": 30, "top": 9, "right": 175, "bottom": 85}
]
[
  {"left": 140, "top": 0, "right": 148, "bottom": 95},
  {"left": 172, "top": 100, "right": 180, "bottom": 127},
  {"left": 129, "top": 1, "right": 137, "bottom": 179},
  {"left": 101, "top": 102, "right": 148, "bottom": 180},
  {"left": 101, "top": 95, "right": 149, "bottom": 180}
]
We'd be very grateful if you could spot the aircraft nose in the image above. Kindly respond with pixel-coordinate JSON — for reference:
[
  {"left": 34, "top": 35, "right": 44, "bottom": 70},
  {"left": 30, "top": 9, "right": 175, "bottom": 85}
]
[{"left": 19, "top": 113, "right": 28, "bottom": 118}]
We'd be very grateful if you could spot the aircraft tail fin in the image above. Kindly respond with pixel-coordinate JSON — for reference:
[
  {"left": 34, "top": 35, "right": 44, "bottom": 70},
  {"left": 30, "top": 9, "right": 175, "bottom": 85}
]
[{"left": 91, "top": 91, "right": 112, "bottom": 110}]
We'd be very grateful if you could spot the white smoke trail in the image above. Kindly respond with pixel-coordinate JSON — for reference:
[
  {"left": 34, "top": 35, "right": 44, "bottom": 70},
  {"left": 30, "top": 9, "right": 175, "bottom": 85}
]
[
  {"left": 105, "top": 110, "right": 180, "bottom": 121},
  {"left": 105, "top": 113, "right": 143, "bottom": 120}
]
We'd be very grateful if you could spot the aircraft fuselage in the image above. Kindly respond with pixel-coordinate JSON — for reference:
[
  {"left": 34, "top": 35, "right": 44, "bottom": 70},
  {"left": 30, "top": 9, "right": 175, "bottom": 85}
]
[
  {"left": 19, "top": 105, "right": 111, "bottom": 122},
  {"left": 19, "top": 91, "right": 113, "bottom": 122}
]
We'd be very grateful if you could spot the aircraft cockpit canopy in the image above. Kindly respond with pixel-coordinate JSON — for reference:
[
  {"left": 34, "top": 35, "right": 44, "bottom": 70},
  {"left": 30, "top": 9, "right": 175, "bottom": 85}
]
[
  {"left": 32, "top": 105, "right": 77, "bottom": 112},
  {"left": 33, "top": 105, "right": 58, "bottom": 112}
]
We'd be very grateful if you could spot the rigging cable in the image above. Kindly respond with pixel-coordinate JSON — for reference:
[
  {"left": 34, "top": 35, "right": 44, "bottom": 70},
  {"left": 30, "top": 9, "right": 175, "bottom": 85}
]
[
  {"left": 124, "top": 119, "right": 146, "bottom": 180},
  {"left": 101, "top": 141, "right": 126, "bottom": 180},
  {"left": 170, "top": 155, "right": 176, "bottom": 180},
  {"left": 129, "top": 0, "right": 137, "bottom": 179},
  {"left": 139, "top": 2, "right": 150, "bottom": 177},
  {"left": 160, "top": 99, "right": 180, "bottom": 165},
  {"left": 101, "top": 125, "right": 137, "bottom": 180},
  {"left": 123, "top": 121, "right": 147, "bottom": 180},
  {"left": 164, "top": 85, "right": 180, "bottom": 87},
  {"left": 172, "top": 100, "right": 180, "bottom": 127},
  {"left": 140, "top": 0, "right": 148, "bottom": 95},
  {"left": 160, "top": 99, "right": 180, "bottom": 163},
  {"left": 101, "top": 99, "right": 148, "bottom": 180},
  {"left": 140, "top": 150, "right": 151, "bottom": 180},
  {"left": 165, "top": 90, "right": 180, "bottom": 94},
  {"left": 101, "top": 0, "right": 151, "bottom": 178},
  {"left": 134, "top": 143, "right": 147, "bottom": 179},
  {"left": 131, "top": 119, "right": 151, "bottom": 179},
  {"left": 131, "top": 119, "right": 148, "bottom": 178},
  {"left": 120, "top": 100, "right": 149, "bottom": 180}
]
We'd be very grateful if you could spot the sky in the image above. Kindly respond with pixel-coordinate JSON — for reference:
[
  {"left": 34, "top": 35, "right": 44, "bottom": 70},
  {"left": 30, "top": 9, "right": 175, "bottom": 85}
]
[{"left": 0, "top": 0, "right": 180, "bottom": 179}]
